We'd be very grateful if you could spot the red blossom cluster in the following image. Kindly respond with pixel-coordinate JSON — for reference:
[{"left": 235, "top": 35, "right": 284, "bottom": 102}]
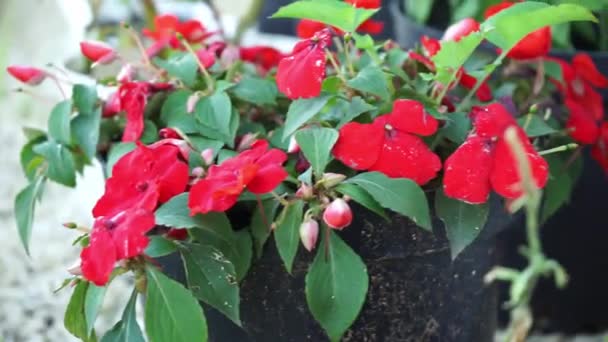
[{"left": 81, "top": 142, "right": 190, "bottom": 285}]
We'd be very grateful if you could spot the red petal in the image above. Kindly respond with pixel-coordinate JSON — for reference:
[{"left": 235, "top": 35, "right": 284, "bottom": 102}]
[
  {"left": 442, "top": 18, "right": 480, "bottom": 42},
  {"left": 565, "top": 98, "right": 600, "bottom": 145},
  {"left": 369, "top": 131, "right": 442, "bottom": 185},
  {"left": 345, "top": 0, "right": 381, "bottom": 9},
  {"left": 92, "top": 177, "right": 159, "bottom": 217},
  {"left": 459, "top": 72, "right": 492, "bottom": 102},
  {"left": 409, "top": 51, "right": 436, "bottom": 70},
  {"left": 386, "top": 99, "right": 439, "bottom": 136},
  {"left": 240, "top": 46, "right": 285, "bottom": 72},
  {"left": 592, "top": 122, "right": 608, "bottom": 173},
  {"left": 80, "top": 40, "right": 116, "bottom": 63},
  {"left": 333, "top": 122, "right": 384, "bottom": 170},
  {"left": 80, "top": 228, "right": 117, "bottom": 286},
  {"left": 296, "top": 20, "right": 327, "bottom": 39},
  {"left": 188, "top": 175, "right": 242, "bottom": 214},
  {"left": 507, "top": 27, "right": 552, "bottom": 60},
  {"left": 443, "top": 135, "right": 493, "bottom": 204},
  {"left": 421, "top": 36, "right": 441, "bottom": 57},
  {"left": 248, "top": 164, "right": 288, "bottom": 194},
  {"left": 357, "top": 20, "right": 384, "bottom": 35},
  {"left": 276, "top": 42, "right": 327, "bottom": 99},
  {"left": 484, "top": 1, "right": 514, "bottom": 18},
  {"left": 178, "top": 20, "right": 209, "bottom": 43},
  {"left": 573, "top": 53, "right": 608, "bottom": 88},
  {"left": 471, "top": 103, "right": 516, "bottom": 138},
  {"left": 119, "top": 82, "right": 150, "bottom": 142},
  {"left": 490, "top": 129, "right": 549, "bottom": 199},
  {"left": 109, "top": 209, "right": 156, "bottom": 260}
]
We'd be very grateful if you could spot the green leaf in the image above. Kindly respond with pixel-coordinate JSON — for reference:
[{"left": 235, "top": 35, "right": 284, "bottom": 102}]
[
  {"left": 101, "top": 291, "right": 145, "bottom": 342},
  {"left": 435, "top": 189, "right": 489, "bottom": 259},
  {"left": 179, "top": 243, "right": 240, "bottom": 325},
  {"left": 306, "top": 230, "right": 368, "bottom": 342},
  {"left": 517, "top": 115, "right": 557, "bottom": 137},
  {"left": 346, "top": 64, "right": 390, "bottom": 99},
  {"left": 194, "top": 91, "right": 235, "bottom": 144},
  {"left": 283, "top": 94, "right": 333, "bottom": 140},
  {"left": 48, "top": 100, "right": 73, "bottom": 145},
  {"left": 251, "top": 199, "right": 279, "bottom": 258},
  {"left": 73, "top": 84, "right": 98, "bottom": 114},
  {"left": 431, "top": 31, "right": 485, "bottom": 85},
  {"left": 337, "top": 96, "right": 376, "bottom": 128},
  {"left": 154, "top": 52, "right": 199, "bottom": 87},
  {"left": 105, "top": 143, "right": 136, "bottom": 177},
  {"left": 33, "top": 141, "right": 76, "bottom": 187},
  {"left": 160, "top": 90, "right": 202, "bottom": 134},
  {"left": 271, "top": 0, "right": 379, "bottom": 32},
  {"left": 188, "top": 136, "right": 224, "bottom": 154},
  {"left": 335, "top": 183, "right": 387, "bottom": 220},
  {"left": 65, "top": 281, "right": 93, "bottom": 341},
  {"left": 20, "top": 136, "right": 46, "bottom": 181},
  {"left": 352, "top": 33, "right": 374, "bottom": 50},
  {"left": 72, "top": 107, "right": 101, "bottom": 160},
  {"left": 441, "top": 112, "right": 471, "bottom": 144},
  {"left": 541, "top": 154, "right": 574, "bottom": 223},
  {"left": 481, "top": 2, "right": 597, "bottom": 52},
  {"left": 346, "top": 172, "right": 431, "bottom": 230},
  {"left": 85, "top": 283, "right": 107, "bottom": 334},
  {"left": 145, "top": 265, "right": 208, "bottom": 342},
  {"left": 295, "top": 127, "right": 339, "bottom": 176},
  {"left": 155, "top": 193, "right": 206, "bottom": 229},
  {"left": 14, "top": 176, "right": 44, "bottom": 254},
  {"left": 232, "top": 77, "right": 277, "bottom": 105},
  {"left": 405, "top": 0, "right": 435, "bottom": 24},
  {"left": 543, "top": 59, "right": 563, "bottom": 83},
  {"left": 145, "top": 236, "right": 178, "bottom": 258},
  {"left": 274, "top": 200, "right": 305, "bottom": 273}
]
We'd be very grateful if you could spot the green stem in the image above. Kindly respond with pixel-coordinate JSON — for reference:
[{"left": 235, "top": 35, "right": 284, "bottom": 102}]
[
  {"left": 326, "top": 50, "right": 348, "bottom": 84},
  {"left": 538, "top": 143, "right": 578, "bottom": 156},
  {"left": 434, "top": 67, "right": 460, "bottom": 105},
  {"left": 343, "top": 37, "right": 356, "bottom": 77},
  {"left": 456, "top": 50, "right": 509, "bottom": 112},
  {"left": 180, "top": 37, "right": 215, "bottom": 92}
]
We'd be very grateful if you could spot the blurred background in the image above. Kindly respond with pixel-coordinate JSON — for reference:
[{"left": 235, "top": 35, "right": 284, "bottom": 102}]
[{"left": 1, "top": 0, "right": 608, "bottom": 341}]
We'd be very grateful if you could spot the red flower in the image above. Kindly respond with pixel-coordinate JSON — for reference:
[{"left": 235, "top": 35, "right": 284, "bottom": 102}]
[
  {"left": 195, "top": 48, "right": 216, "bottom": 69},
  {"left": 484, "top": 1, "right": 551, "bottom": 60},
  {"left": 93, "top": 143, "right": 189, "bottom": 217},
  {"left": 80, "top": 40, "right": 117, "bottom": 65},
  {"left": 81, "top": 208, "right": 156, "bottom": 286},
  {"left": 345, "top": 0, "right": 384, "bottom": 35},
  {"left": 323, "top": 198, "right": 353, "bottom": 230},
  {"left": 239, "top": 46, "right": 285, "bottom": 73},
  {"left": 188, "top": 140, "right": 288, "bottom": 214},
  {"left": 565, "top": 99, "right": 600, "bottom": 145},
  {"left": 143, "top": 14, "right": 212, "bottom": 56},
  {"left": 442, "top": 18, "right": 480, "bottom": 42},
  {"left": 276, "top": 28, "right": 331, "bottom": 99},
  {"left": 443, "top": 103, "right": 549, "bottom": 203},
  {"left": 333, "top": 99, "right": 441, "bottom": 185},
  {"left": 592, "top": 122, "right": 608, "bottom": 173},
  {"left": 102, "top": 91, "right": 121, "bottom": 118},
  {"left": 6, "top": 65, "right": 46, "bottom": 85}
]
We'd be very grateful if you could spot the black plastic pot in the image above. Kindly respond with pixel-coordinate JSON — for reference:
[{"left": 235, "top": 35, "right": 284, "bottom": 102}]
[{"left": 161, "top": 197, "right": 516, "bottom": 342}]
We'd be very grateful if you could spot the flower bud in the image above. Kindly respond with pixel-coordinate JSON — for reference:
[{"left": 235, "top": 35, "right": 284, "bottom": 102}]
[
  {"left": 442, "top": 18, "right": 480, "bottom": 42},
  {"left": 220, "top": 45, "right": 240, "bottom": 68},
  {"left": 319, "top": 172, "right": 346, "bottom": 188},
  {"left": 201, "top": 148, "right": 214, "bottom": 165},
  {"left": 237, "top": 133, "right": 257, "bottom": 151},
  {"left": 63, "top": 222, "right": 77, "bottom": 229},
  {"left": 149, "top": 139, "right": 190, "bottom": 159},
  {"left": 295, "top": 183, "right": 313, "bottom": 199},
  {"left": 80, "top": 40, "right": 117, "bottom": 66},
  {"left": 196, "top": 48, "right": 216, "bottom": 69},
  {"left": 187, "top": 93, "right": 200, "bottom": 113},
  {"left": 299, "top": 219, "right": 319, "bottom": 252},
  {"left": 287, "top": 136, "right": 300, "bottom": 153},
  {"left": 6, "top": 65, "right": 46, "bottom": 85},
  {"left": 192, "top": 166, "right": 205, "bottom": 178},
  {"left": 323, "top": 198, "right": 353, "bottom": 230}
]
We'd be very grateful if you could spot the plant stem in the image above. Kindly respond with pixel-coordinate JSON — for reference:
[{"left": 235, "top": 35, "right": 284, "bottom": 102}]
[
  {"left": 343, "top": 37, "right": 356, "bottom": 77},
  {"left": 232, "top": 0, "right": 264, "bottom": 44},
  {"left": 122, "top": 23, "right": 152, "bottom": 67},
  {"left": 180, "top": 37, "right": 215, "bottom": 91},
  {"left": 456, "top": 50, "right": 509, "bottom": 112},
  {"left": 326, "top": 50, "right": 348, "bottom": 84},
  {"left": 538, "top": 143, "right": 578, "bottom": 156}
]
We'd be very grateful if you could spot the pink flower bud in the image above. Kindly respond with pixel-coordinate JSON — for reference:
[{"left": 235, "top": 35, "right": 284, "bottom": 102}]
[
  {"left": 299, "top": 219, "right": 319, "bottom": 252},
  {"left": 192, "top": 166, "right": 205, "bottom": 178},
  {"left": 187, "top": 93, "right": 200, "bottom": 113},
  {"left": 80, "top": 40, "right": 117, "bottom": 66},
  {"left": 442, "top": 18, "right": 480, "bottom": 42},
  {"left": 323, "top": 198, "right": 353, "bottom": 230},
  {"left": 220, "top": 45, "right": 240, "bottom": 68},
  {"left": 117, "top": 64, "right": 135, "bottom": 83},
  {"left": 288, "top": 136, "right": 300, "bottom": 153},
  {"left": 6, "top": 65, "right": 46, "bottom": 85},
  {"left": 201, "top": 148, "right": 214, "bottom": 165},
  {"left": 196, "top": 49, "right": 216, "bottom": 69},
  {"left": 159, "top": 128, "right": 181, "bottom": 139},
  {"left": 149, "top": 139, "right": 190, "bottom": 159},
  {"left": 319, "top": 172, "right": 346, "bottom": 188},
  {"left": 102, "top": 91, "right": 121, "bottom": 118},
  {"left": 295, "top": 183, "right": 313, "bottom": 199},
  {"left": 237, "top": 133, "right": 257, "bottom": 151}
]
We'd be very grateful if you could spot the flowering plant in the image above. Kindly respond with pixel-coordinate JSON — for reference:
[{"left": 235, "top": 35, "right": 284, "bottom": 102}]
[{"left": 9, "top": 1, "right": 605, "bottom": 341}]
